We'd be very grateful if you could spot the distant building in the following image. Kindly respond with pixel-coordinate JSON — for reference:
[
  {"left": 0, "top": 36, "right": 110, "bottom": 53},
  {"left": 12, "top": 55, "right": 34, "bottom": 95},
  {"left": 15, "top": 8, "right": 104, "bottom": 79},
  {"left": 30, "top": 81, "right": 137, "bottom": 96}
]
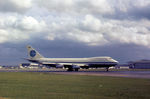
[
  {"left": 2, "top": 65, "right": 19, "bottom": 69},
  {"left": 115, "top": 64, "right": 129, "bottom": 69},
  {"left": 129, "top": 60, "right": 150, "bottom": 69},
  {"left": 20, "top": 63, "right": 40, "bottom": 69}
]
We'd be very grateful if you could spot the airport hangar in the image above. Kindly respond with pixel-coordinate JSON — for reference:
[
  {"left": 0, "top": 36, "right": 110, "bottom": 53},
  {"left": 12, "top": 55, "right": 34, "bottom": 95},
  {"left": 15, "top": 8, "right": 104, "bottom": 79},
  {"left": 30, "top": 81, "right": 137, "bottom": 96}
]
[{"left": 129, "top": 60, "right": 150, "bottom": 69}]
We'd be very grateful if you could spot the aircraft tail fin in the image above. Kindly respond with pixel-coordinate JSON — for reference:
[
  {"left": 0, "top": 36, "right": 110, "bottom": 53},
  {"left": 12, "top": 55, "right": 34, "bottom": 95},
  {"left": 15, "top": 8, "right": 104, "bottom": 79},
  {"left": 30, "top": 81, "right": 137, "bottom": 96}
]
[{"left": 26, "top": 45, "right": 44, "bottom": 59}]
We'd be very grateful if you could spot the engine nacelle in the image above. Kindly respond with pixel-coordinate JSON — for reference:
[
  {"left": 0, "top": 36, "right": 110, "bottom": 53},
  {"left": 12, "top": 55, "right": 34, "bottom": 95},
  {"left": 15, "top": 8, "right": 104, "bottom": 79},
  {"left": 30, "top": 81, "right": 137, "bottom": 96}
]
[
  {"left": 72, "top": 65, "right": 80, "bottom": 69},
  {"left": 56, "top": 64, "right": 63, "bottom": 68}
]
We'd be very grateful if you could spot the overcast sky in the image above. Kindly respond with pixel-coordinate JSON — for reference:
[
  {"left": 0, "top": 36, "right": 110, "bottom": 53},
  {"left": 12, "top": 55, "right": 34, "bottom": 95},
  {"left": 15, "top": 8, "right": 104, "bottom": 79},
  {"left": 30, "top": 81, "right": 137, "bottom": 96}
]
[{"left": 0, "top": 0, "right": 150, "bottom": 65}]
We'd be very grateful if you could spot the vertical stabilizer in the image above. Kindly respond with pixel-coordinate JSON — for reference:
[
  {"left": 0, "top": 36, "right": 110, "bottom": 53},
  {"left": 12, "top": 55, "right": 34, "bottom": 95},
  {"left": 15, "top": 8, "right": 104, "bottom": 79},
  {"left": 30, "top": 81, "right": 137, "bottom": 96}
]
[{"left": 27, "top": 45, "right": 44, "bottom": 59}]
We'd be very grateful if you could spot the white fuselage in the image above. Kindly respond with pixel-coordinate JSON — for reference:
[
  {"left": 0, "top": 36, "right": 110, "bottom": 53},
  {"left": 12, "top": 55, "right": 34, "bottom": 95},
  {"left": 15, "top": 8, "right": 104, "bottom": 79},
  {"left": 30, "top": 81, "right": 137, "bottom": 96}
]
[{"left": 35, "top": 56, "right": 118, "bottom": 65}]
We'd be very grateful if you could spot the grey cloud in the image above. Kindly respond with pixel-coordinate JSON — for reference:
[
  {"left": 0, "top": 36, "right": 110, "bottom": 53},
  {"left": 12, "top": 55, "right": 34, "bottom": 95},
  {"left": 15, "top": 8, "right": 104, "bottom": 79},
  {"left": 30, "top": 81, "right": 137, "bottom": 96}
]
[
  {"left": 107, "top": 0, "right": 150, "bottom": 20},
  {"left": 42, "top": 14, "right": 150, "bottom": 47},
  {"left": 0, "top": 10, "right": 150, "bottom": 47},
  {"left": 0, "top": 0, "right": 32, "bottom": 13},
  {"left": 34, "top": 0, "right": 150, "bottom": 20},
  {"left": 0, "top": 14, "right": 46, "bottom": 43},
  {"left": 35, "top": 0, "right": 114, "bottom": 15},
  {"left": 129, "top": 6, "right": 150, "bottom": 19}
]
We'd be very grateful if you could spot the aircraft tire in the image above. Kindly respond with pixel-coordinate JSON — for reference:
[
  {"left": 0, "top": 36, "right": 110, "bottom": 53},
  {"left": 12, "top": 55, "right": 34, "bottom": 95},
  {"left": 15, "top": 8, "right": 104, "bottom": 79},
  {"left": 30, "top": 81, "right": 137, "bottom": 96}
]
[
  {"left": 106, "top": 67, "right": 109, "bottom": 72},
  {"left": 74, "top": 68, "right": 79, "bottom": 71},
  {"left": 67, "top": 68, "right": 73, "bottom": 71}
]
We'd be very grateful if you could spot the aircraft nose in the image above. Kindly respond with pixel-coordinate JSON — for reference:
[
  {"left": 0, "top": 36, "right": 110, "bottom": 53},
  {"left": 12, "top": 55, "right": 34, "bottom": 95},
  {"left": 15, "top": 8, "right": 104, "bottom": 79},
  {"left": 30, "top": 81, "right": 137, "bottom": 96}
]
[{"left": 113, "top": 59, "right": 119, "bottom": 63}]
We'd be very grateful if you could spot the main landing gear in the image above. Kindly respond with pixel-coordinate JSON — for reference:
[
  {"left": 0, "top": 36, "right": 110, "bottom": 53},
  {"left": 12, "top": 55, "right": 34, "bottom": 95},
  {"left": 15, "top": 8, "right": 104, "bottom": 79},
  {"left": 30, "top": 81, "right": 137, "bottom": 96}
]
[
  {"left": 106, "top": 67, "right": 109, "bottom": 72},
  {"left": 67, "top": 67, "right": 79, "bottom": 71}
]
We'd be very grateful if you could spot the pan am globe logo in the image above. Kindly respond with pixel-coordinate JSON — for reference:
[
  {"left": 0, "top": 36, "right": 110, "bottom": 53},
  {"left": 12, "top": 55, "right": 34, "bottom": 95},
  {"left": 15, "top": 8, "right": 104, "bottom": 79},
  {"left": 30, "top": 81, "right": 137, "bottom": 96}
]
[{"left": 30, "top": 50, "right": 36, "bottom": 57}]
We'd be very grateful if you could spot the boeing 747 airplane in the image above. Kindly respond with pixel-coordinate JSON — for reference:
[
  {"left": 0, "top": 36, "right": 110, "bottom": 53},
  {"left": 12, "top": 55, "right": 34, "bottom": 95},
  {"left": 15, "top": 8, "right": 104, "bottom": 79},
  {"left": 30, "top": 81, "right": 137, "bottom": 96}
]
[{"left": 25, "top": 45, "right": 118, "bottom": 71}]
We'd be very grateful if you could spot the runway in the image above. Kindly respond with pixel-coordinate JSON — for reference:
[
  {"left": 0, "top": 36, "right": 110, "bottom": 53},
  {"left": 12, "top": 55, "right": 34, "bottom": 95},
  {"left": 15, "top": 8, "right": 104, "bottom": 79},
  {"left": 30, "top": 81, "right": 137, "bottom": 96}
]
[
  {"left": 54, "top": 71, "right": 150, "bottom": 79},
  {"left": 0, "top": 69, "right": 150, "bottom": 79}
]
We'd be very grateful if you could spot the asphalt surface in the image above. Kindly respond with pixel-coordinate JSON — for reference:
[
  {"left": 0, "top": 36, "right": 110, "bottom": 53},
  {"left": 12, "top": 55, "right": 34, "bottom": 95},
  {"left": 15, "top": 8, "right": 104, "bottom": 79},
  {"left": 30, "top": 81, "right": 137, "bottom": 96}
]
[
  {"left": 0, "top": 69, "right": 150, "bottom": 79},
  {"left": 54, "top": 71, "right": 150, "bottom": 79}
]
